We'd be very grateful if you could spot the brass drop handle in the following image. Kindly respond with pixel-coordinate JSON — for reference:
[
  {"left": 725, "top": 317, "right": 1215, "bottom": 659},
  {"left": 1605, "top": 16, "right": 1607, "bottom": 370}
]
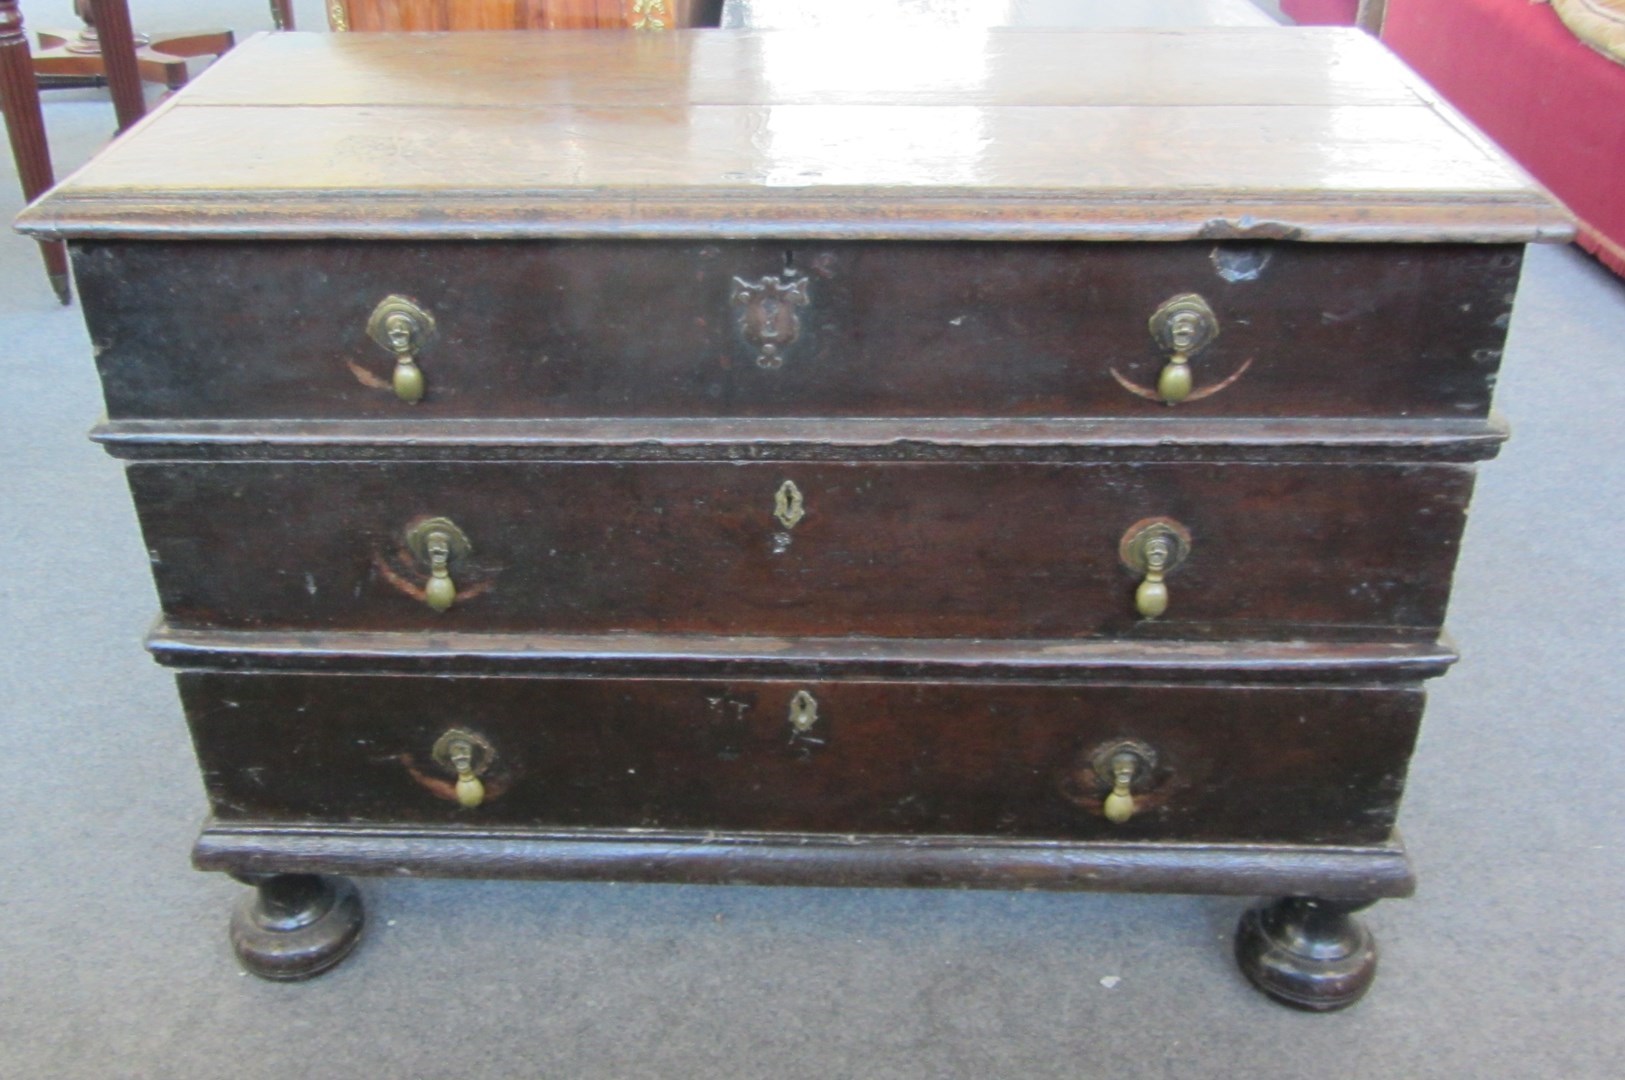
[
  {"left": 367, "top": 295, "right": 437, "bottom": 404},
  {"left": 432, "top": 728, "right": 494, "bottom": 809},
  {"left": 1119, "top": 518, "right": 1191, "bottom": 620},
  {"left": 1103, "top": 753, "right": 1140, "bottom": 823},
  {"left": 1148, "top": 294, "right": 1219, "bottom": 405},
  {"left": 405, "top": 517, "right": 471, "bottom": 614},
  {"left": 1089, "top": 740, "right": 1157, "bottom": 825}
]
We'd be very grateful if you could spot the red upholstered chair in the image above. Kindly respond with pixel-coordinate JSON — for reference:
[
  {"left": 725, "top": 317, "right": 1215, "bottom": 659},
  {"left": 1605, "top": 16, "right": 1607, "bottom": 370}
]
[
  {"left": 1383, "top": 0, "right": 1625, "bottom": 276},
  {"left": 1279, "top": 0, "right": 1360, "bottom": 25}
]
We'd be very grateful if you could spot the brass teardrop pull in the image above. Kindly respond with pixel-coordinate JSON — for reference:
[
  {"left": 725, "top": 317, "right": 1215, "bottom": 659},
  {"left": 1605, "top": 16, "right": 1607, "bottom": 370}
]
[
  {"left": 432, "top": 728, "right": 494, "bottom": 809},
  {"left": 1148, "top": 294, "right": 1218, "bottom": 405},
  {"left": 367, "top": 295, "right": 437, "bottom": 404},
  {"left": 1089, "top": 740, "right": 1157, "bottom": 825},
  {"left": 405, "top": 517, "right": 471, "bottom": 613},
  {"left": 1119, "top": 518, "right": 1192, "bottom": 620}
]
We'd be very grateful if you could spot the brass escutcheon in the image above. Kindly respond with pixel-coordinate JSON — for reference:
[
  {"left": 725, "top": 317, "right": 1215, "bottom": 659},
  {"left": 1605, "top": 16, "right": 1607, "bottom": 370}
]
[
  {"left": 774, "top": 480, "right": 806, "bottom": 529},
  {"left": 731, "top": 272, "right": 811, "bottom": 369},
  {"left": 787, "top": 689, "right": 819, "bottom": 734},
  {"left": 367, "top": 295, "right": 436, "bottom": 404},
  {"left": 405, "top": 517, "right": 471, "bottom": 613},
  {"left": 1119, "top": 518, "right": 1192, "bottom": 620},
  {"left": 1089, "top": 739, "right": 1158, "bottom": 824},
  {"left": 431, "top": 728, "right": 495, "bottom": 809},
  {"left": 1147, "top": 293, "right": 1219, "bottom": 404}
]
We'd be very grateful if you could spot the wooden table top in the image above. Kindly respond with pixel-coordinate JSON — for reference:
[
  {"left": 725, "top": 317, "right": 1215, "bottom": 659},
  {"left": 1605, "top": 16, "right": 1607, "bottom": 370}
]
[
  {"left": 17, "top": 28, "right": 1570, "bottom": 243},
  {"left": 721, "top": 0, "right": 1278, "bottom": 30}
]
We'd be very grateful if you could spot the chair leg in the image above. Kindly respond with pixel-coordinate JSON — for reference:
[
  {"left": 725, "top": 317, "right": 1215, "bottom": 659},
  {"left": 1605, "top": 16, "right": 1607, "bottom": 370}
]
[
  {"left": 0, "top": 1, "right": 71, "bottom": 303},
  {"left": 87, "top": 0, "right": 144, "bottom": 132}
]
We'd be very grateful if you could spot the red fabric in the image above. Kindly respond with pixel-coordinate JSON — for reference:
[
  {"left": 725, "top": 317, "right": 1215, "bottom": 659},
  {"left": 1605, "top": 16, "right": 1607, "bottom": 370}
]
[
  {"left": 1279, "top": 0, "right": 1360, "bottom": 25},
  {"left": 1384, "top": 0, "right": 1625, "bottom": 276}
]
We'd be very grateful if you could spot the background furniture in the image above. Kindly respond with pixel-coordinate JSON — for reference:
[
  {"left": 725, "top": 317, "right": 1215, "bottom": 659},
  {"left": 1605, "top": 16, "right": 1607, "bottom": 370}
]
[
  {"left": 1, "top": 0, "right": 142, "bottom": 303},
  {"left": 32, "top": 0, "right": 232, "bottom": 93},
  {"left": 326, "top": 0, "right": 723, "bottom": 30},
  {"left": 1383, "top": 0, "right": 1625, "bottom": 277},
  {"left": 1284, "top": 0, "right": 1623, "bottom": 277}
]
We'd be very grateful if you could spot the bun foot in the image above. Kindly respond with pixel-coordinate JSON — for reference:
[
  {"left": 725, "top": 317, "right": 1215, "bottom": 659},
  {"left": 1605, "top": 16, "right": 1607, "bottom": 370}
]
[
  {"left": 1235, "top": 897, "right": 1377, "bottom": 1011},
  {"left": 228, "top": 873, "right": 364, "bottom": 980}
]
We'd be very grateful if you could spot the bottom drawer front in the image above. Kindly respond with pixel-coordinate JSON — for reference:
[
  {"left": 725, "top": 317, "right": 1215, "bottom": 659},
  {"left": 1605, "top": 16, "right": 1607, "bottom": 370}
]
[{"left": 182, "top": 674, "right": 1420, "bottom": 844}]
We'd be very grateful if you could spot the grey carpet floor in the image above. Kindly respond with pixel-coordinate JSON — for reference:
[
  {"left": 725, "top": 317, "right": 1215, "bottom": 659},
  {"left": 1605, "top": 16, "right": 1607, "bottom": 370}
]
[{"left": 3, "top": 23, "right": 1624, "bottom": 1080}]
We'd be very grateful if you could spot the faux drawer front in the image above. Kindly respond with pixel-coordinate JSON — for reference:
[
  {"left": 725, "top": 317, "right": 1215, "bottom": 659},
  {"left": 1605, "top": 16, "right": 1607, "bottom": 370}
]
[
  {"left": 181, "top": 673, "right": 1421, "bottom": 845},
  {"left": 76, "top": 240, "right": 1518, "bottom": 421},
  {"left": 129, "top": 461, "right": 1471, "bottom": 639}
]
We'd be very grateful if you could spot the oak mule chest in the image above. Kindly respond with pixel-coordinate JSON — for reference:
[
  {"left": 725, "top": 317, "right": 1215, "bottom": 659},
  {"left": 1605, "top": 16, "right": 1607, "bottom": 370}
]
[{"left": 18, "top": 28, "right": 1569, "bottom": 1008}]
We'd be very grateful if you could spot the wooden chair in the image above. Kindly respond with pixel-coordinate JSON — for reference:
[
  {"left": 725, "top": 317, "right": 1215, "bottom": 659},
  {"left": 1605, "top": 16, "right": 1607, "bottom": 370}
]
[
  {"left": 324, "top": 1, "right": 722, "bottom": 31},
  {"left": 2, "top": 0, "right": 144, "bottom": 304}
]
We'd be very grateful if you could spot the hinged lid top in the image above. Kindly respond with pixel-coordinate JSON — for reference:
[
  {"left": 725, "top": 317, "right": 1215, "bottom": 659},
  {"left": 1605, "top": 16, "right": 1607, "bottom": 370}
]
[{"left": 16, "top": 28, "right": 1572, "bottom": 242}]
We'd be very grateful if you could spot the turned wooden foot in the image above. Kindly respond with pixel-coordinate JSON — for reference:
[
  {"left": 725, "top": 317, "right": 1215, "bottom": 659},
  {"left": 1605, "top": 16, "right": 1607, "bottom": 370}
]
[
  {"left": 1234, "top": 897, "right": 1378, "bottom": 1011},
  {"left": 228, "top": 873, "right": 364, "bottom": 980}
]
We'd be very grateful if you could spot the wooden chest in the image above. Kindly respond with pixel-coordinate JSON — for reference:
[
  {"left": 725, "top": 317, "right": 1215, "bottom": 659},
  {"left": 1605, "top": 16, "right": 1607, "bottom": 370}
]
[{"left": 17, "top": 27, "right": 1569, "bottom": 1007}]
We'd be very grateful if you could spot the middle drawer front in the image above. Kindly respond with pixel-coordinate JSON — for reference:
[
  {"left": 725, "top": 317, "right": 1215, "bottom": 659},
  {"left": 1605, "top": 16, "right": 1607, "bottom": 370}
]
[
  {"left": 182, "top": 672, "right": 1421, "bottom": 845},
  {"left": 131, "top": 460, "right": 1471, "bottom": 639}
]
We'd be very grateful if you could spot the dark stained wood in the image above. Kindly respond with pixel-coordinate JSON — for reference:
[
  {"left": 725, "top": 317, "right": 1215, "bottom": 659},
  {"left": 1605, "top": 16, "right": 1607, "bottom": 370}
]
[
  {"left": 1235, "top": 897, "right": 1379, "bottom": 1011},
  {"left": 86, "top": 0, "right": 145, "bottom": 131},
  {"left": 269, "top": 0, "right": 295, "bottom": 30},
  {"left": 37, "top": 26, "right": 1562, "bottom": 992},
  {"left": 194, "top": 824, "right": 1417, "bottom": 901},
  {"left": 92, "top": 415, "right": 1512, "bottom": 465},
  {"left": 126, "top": 460, "right": 1475, "bottom": 640},
  {"left": 181, "top": 671, "right": 1424, "bottom": 843},
  {"left": 72, "top": 240, "right": 1522, "bottom": 422},
  {"left": 14, "top": 30, "right": 1573, "bottom": 243},
  {"left": 228, "top": 873, "right": 364, "bottom": 980},
  {"left": 0, "top": 1, "right": 70, "bottom": 302}
]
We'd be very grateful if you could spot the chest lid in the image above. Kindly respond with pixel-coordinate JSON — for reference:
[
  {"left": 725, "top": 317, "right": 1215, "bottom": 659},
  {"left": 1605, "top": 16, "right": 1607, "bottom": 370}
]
[{"left": 16, "top": 27, "right": 1570, "bottom": 243}]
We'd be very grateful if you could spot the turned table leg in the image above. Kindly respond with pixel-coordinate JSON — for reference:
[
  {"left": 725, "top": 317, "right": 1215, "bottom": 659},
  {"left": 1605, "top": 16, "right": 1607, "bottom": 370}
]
[
  {"left": 229, "top": 873, "right": 365, "bottom": 980},
  {"left": 1234, "top": 896, "right": 1379, "bottom": 1011},
  {"left": 0, "top": 1, "right": 70, "bottom": 303}
]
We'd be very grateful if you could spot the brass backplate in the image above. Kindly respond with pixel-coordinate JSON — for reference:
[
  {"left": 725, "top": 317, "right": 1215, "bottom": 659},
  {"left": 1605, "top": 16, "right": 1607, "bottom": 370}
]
[
  {"left": 431, "top": 728, "right": 495, "bottom": 777},
  {"left": 1088, "top": 739, "right": 1158, "bottom": 790},
  {"left": 405, "top": 516, "right": 471, "bottom": 565},
  {"left": 1118, "top": 518, "right": 1192, "bottom": 574},
  {"left": 366, "top": 294, "right": 436, "bottom": 353},
  {"left": 1148, "top": 293, "right": 1218, "bottom": 355}
]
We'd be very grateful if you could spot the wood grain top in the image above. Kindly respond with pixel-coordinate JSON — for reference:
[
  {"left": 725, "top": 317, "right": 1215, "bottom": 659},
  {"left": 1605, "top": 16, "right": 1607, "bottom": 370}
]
[
  {"left": 17, "top": 29, "right": 1572, "bottom": 242},
  {"left": 721, "top": 0, "right": 1277, "bottom": 30}
]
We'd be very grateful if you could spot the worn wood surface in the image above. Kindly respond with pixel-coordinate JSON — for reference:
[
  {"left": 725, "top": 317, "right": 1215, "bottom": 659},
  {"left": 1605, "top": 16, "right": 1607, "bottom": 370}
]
[
  {"left": 195, "top": 824, "right": 1416, "bottom": 899},
  {"left": 180, "top": 672, "right": 1422, "bottom": 844},
  {"left": 15, "top": 29, "right": 1571, "bottom": 242},
  {"left": 148, "top": 626, "right": 1459, "bottom": 682},
  {"left": 74, "top": 240, "right": 1521, "bottom": 422},
  {"left": 127, "top": 460, "right": 1473, "bottom": 639},
  {"left": 92, "top": 415, "right": 1512, "bottom": 464},
  {"left": 721, "top": 0, "right": 1276, "bottom": 29}
]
